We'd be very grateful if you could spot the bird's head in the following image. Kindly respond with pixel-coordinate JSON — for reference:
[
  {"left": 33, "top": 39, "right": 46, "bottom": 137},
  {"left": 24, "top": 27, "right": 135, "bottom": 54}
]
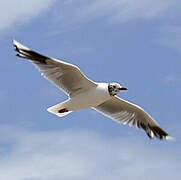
[{"left": 108, "top": 82, "right": 128, "bottom": 96}]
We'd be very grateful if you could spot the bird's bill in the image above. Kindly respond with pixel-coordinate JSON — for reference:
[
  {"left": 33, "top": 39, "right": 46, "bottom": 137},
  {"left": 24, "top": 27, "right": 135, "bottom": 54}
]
[{"left": 119, "top": 87, "right": 128, "bottom": 91}]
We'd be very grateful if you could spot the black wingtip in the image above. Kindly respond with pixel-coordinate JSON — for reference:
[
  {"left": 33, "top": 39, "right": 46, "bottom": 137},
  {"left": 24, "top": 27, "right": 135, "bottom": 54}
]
[
  {"left": 148, "top": 125, "right": 170, "bottom": 140},
  {"left": 12, "top": 41, "right": 48, "bottom": 64},
  {"left": 14, "top": 46, "right": 20, "bottom": 53},
  {"left": 146, "top": 132, "right": 153, "bottom": 139}
]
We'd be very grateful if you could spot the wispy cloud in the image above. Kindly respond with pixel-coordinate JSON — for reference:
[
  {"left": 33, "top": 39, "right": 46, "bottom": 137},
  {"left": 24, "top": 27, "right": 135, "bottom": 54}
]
[
  {"left": 81, "top": 0, "right": 177, "bottom": 22},
  {"left": 44, "top": 0, "right": 181, "bottom": 36},
  {"left": 51, "top": 0, "right": 180, "bottom": 27},
  {"left": 2, "top": 0, "right": 181, "bottom": 35},
  {"left": 0, "top": 126, "right": 180, "bottom": 180},
  {"left": 0, "top": 0, "right": 54, "bottom": 31}
]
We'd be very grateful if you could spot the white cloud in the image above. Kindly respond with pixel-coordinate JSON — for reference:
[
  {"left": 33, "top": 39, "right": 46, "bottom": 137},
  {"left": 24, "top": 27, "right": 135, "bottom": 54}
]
[
  {"left": 51, "top": 0, "right": 180, "bottom": 27},
  {"left": 1, "top": 0, "right": 180, "bottom": 33},
  {"left": 0, "top": 0, "right": 54, "bottom": 31},
  {"left": 0, "top": 126, "right": 180, "bottom": 180},
  {"left": 80, "top": 0, "right": 176, "bottom": 22}
]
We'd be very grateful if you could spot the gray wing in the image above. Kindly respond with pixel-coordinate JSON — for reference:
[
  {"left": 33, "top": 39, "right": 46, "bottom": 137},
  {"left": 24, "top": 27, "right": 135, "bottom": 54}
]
[
  {"left": 93, "top": 96, "right": 171, "bottom": 140},
  {"left": 13, "top": 40, "right": 96, "bottom": 97}
]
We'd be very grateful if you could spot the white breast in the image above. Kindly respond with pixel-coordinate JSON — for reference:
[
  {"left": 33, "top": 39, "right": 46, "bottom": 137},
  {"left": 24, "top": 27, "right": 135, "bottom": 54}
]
[{"left": 67, "top": 83, "right": 111, "bottom": 111}]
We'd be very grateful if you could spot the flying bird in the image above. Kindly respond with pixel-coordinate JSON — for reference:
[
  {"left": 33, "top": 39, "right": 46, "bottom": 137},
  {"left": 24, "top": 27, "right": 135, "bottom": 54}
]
[{"left": 13, "top": 40, "right": 171, "bottom": 140}]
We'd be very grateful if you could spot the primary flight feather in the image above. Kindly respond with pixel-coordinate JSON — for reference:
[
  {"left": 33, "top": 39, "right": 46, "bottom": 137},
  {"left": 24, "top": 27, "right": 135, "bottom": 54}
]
[{"left": 13, "top": 40, "right": 171, "bottom": 140}]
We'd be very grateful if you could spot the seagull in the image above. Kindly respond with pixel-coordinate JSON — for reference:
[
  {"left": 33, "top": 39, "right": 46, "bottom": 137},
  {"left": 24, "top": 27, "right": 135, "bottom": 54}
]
[{"left": 13, "top": 40, "right": 171, "bottom": 140}]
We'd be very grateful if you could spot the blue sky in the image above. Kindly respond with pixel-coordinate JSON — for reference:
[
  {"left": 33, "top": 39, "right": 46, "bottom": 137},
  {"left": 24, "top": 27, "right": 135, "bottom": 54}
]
[{"left": 0, "top": 0, "right": 181, "bottom": 179}]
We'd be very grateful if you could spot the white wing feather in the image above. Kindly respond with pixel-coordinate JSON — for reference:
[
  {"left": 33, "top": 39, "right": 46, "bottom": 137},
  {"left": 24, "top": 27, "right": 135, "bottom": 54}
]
[
  {"left": 93, "top": 96, "right": 171, "bottom": 140},
  {"left": 13, "top": 40, "right": 96, "bottom": 97}
]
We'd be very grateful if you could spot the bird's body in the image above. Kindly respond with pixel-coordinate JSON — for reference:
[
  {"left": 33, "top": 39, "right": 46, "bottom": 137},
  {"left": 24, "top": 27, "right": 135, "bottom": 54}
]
[
  {"left": 47, "top": 82, "right": 111, "bottom": 117},
  {"left": 65, "top": 83, "right": 111, "bottom": 111},
  {"left": 13, "top": 40, "right": 171, "bottom": 140}
]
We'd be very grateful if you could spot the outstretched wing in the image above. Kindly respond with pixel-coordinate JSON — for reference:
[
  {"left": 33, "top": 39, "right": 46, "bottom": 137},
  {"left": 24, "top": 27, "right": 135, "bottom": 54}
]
[
  {"left": 13, "top": 40, "right": 96, "bottom": 97},
  {"left": 93, "top": 96, "right": 171, "bottom": 140}
]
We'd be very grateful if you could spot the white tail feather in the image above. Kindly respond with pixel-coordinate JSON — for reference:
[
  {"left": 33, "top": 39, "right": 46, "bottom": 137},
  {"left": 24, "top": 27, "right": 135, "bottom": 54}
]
[{"left": 47, "top": 101, "right": 72, "bottom": 117}]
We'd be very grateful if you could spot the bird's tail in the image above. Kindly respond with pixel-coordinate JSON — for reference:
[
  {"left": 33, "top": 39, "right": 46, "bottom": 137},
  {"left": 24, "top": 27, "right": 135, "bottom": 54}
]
[{"left": 47, "top": 101, "right": 72, "bottom": 117}]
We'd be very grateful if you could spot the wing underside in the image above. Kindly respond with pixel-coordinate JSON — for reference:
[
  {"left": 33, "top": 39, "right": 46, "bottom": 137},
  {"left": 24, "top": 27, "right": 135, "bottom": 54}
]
[
  {"left": 94, "top": 96, "right": 171, "bottom": 140},
  {"left": 13, "top": 40, "right": 96, "bottom": 97}
]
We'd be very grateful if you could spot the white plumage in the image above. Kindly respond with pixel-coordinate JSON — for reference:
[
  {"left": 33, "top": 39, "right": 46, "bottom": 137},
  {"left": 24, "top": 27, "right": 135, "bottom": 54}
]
[{"left": 13, "top": 40, "right": 171, "bottom": 140}]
